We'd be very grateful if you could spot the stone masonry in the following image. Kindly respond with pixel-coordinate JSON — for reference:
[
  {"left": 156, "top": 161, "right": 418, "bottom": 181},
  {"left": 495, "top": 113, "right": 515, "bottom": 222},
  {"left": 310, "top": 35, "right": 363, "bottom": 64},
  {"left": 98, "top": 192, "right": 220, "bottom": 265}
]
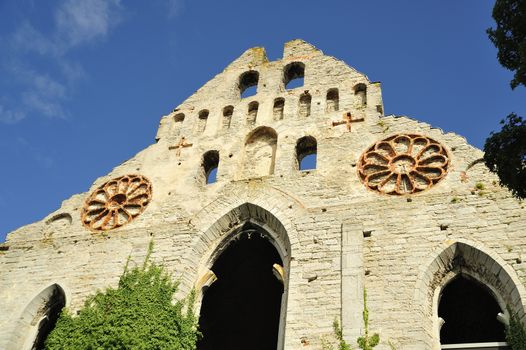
[{"left": 1, "top": 39, "right": 525, "bottom": 349}]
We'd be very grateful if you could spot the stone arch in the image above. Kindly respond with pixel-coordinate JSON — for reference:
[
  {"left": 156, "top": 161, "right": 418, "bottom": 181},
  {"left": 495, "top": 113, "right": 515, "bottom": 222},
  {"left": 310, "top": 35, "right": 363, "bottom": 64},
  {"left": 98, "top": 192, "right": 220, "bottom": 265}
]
[
  {"left": 193, "top": 202, "right": 292, "bottom": 350},
  {"left": 354, "top": 83, "right": 367, "bottom": 107},
  {"left": 242, "top": 126, "right": 278, "bottom": 178},
  {"left": 8, "top": 283, "right": 67, "bottom": 350},
  {"left": 296, "top": 135, "right": 317, "bottom": 170},
  {"left": 415, "top": 240, "right": 526, "bottom": 347}
]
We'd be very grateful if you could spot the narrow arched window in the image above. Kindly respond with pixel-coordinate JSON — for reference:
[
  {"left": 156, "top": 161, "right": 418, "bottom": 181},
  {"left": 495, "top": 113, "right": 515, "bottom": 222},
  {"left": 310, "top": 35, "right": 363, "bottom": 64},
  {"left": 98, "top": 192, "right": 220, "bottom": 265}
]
[
  {"left": 296, "top": 136, "right": 317, "bottom": 170},
  {"left": 173, "top": 113, "right": 185, "bottom": 136},
  {"left": 239, "top": 71, "right": 259, "bottom": 98},
  {"left": 222, "top": 106, "right": 233, "bottom": 129},
  {"left": 284, "top": 62, "right": 305, "bottom": 89},
  {"left": 354, "top": 83, "right": 367, "bottom": 107},
  {"left": 247, "top": 101, "right": 258, "bottom": 126},
  {"left": 326, "top": 88, "right": 339, "bottom": 112},
  {"left": 273, "top": 98, "right": 285, "bottom": 121},
  {"left": 196, "top": 110, "right": 209, "bottom": 133},
  {"left": 202, "top": 150, "right": 219, "bottom": 184},
  {"left": 298, "top": 92, "right": 311, "bottom": 117}
]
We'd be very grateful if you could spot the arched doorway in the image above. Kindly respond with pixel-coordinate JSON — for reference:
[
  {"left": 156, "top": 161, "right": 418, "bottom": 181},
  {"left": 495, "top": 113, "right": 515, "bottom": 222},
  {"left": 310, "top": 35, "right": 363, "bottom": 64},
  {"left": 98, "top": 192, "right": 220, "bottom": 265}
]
[
  {"left": 439, "top": 275, "right": 506, "bottom": 345},
  {"left": 415, "top": 241, "right": 524, "bottom": 349},
  {"left": 9, "top": 284, "right": 66, "bottom": 350},
  {"left": 198, "top": 223, "right": 285, "bottom": 350}
]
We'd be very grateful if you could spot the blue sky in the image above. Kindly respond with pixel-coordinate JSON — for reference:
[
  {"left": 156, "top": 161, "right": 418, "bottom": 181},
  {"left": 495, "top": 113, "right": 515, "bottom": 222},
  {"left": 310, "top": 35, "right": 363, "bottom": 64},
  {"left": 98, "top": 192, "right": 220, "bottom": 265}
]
[{"left": 0, "top": 0, "right": 524, "bottom": 242}]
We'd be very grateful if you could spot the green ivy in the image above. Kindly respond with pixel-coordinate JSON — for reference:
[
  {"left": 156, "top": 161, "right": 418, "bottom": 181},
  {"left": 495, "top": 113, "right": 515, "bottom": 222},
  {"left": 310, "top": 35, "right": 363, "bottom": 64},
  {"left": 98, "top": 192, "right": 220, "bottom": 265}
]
[
  {"left": 506, "top": 310, "right": 526, "bottom": 350},
  {"left": 357, "top": 289, "right": 380, "bottom": 350},
  {"left": 323, "top": 289, "right": 380, "bottom": 350},
  {"left": 333, "top": 319, "right": 352, "bottom": 350},
  {"left": 45, "top": 242, "right": 199, "bottom": 350}
]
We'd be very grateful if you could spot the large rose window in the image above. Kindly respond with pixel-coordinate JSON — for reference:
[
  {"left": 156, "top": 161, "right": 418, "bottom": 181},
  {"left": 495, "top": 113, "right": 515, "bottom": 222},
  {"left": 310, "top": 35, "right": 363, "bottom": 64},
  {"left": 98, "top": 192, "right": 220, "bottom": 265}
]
[
  {"left": 358, "top": 134, "right": 449, "bottom": 195},
  {"left": 81, "top": 175, "right": 152, "bottom": 231}
]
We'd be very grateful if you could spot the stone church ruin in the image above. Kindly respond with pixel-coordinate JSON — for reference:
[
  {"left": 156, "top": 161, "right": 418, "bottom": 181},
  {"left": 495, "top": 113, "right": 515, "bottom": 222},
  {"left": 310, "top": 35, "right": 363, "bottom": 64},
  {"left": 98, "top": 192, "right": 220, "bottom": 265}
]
[{"left": 1, "top": 40, "right": 525, "bottom": 350}]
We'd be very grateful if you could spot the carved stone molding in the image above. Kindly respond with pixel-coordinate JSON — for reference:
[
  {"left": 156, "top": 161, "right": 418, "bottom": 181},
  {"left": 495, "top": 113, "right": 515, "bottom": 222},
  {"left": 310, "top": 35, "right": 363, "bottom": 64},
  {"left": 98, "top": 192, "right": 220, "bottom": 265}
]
[{"left": 358, "top": 134, "right": 449, "bottom": 195}]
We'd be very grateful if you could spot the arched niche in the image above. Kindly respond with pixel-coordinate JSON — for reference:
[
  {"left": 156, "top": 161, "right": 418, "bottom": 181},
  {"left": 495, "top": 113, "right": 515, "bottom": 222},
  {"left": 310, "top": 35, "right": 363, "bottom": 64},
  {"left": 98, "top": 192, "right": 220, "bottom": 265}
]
[
  {"left": 415, "top": 241, "right": 526, "bottom": 348},
  {"left": 8, "top": 284, "right": 66, "bottom": 350},
  {"left": 194, "top": 203, "right": 291, "bottom": 350},
  {"left": 242, "top": 126, "right": 278, "bottom": 178}
]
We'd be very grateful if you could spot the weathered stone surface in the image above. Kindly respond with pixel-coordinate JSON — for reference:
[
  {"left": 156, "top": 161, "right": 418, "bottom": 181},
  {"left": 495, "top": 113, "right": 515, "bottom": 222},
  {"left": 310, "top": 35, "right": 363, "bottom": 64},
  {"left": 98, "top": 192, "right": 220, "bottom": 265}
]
[{"left": 1, "top": 39, "right": 525, "bottom": 350}]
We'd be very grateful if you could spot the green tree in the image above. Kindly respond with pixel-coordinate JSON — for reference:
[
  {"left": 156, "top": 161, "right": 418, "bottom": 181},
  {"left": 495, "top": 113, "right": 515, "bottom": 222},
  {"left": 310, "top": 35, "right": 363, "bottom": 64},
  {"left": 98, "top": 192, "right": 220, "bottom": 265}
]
[
  {"left": 484, "top": 113, "right": 526, "bottom": 199},
  {"left": 45, "top": 243, "right": 199, "bottom": 350},
  {"left": 487, "top": 0, "right": 526, "bottom": 89}
]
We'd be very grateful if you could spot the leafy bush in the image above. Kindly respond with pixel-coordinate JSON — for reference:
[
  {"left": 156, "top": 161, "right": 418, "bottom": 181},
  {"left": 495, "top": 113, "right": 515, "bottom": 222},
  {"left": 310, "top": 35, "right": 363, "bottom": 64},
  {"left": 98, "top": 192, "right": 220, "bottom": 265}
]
[
  {"left": 45, "top": 243, "right": 199, "bottom": 350},
  {"left": 506, "top": 310, "right": 526, "bottom": 350}
]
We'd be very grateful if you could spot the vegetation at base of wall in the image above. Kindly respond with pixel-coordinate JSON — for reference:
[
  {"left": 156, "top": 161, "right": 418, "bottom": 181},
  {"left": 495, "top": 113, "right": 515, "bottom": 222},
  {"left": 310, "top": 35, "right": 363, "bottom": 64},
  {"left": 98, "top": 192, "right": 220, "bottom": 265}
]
[
  {"left": 45, "top": 242, "right": 199, "bottom": 350},
  {"left": 506, "top": 309, "right": 526, "bottom": 350},
  {"left": 321, "top": 319, "right": 352, "bottom": 350},
  {"left": 322, "top": 289, "right": 380, "bottom": 350},
  {"left": 357, "top": 289, "right": 380, "bottom": 350}
]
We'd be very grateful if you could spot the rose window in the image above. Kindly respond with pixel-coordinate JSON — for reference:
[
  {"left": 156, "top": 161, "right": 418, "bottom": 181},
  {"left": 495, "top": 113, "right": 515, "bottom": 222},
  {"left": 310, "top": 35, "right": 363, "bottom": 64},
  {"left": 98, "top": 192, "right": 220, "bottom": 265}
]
[
  {"left": 81, "top": 175, "right": 152, "bottom": 231},
  {"left": 358, "top": 134, "right": 449, "bottom": 195}
]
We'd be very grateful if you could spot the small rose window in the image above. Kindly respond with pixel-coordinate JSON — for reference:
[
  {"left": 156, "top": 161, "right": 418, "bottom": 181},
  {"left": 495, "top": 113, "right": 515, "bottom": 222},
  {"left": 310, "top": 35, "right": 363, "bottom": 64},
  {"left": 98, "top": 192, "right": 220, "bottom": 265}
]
[
  {"left": 81, "top": 174, "right": 152, "bottom": 231},
  {"left": 358, "top": 134, "right": 449, "bottom": 195}
]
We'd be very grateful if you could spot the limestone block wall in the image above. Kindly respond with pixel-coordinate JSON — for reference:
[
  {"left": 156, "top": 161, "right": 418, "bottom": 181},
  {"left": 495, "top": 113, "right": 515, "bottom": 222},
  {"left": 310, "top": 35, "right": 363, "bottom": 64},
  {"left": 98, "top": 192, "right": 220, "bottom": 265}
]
[{"left": 0, "top": 39, "right": 525, "bottom": 350}]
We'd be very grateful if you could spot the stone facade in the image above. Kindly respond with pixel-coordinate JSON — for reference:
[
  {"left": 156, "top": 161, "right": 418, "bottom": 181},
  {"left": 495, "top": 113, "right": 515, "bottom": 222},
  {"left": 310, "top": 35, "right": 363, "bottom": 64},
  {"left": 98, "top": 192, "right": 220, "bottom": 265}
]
[{"left": 1, "top": 39, "right": 525, "bottom": 350}]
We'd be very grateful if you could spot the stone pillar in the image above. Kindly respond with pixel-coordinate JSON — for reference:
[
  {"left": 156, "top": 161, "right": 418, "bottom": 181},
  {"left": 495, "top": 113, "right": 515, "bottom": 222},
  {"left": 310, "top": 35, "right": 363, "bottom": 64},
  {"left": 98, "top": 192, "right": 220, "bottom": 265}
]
[{"left": 341, "top": 221, "right": 364, "bottom": 343}]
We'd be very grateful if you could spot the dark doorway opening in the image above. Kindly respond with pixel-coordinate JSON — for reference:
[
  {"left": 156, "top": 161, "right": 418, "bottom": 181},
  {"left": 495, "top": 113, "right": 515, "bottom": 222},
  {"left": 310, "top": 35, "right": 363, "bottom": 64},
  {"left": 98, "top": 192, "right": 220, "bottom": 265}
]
[
  {"left": 32, "top": 285, "right": 66, "bottom": 350},
  {"left": 439, "top": 275, "right": 506, "bottom": 344},
  {"left": 198, "top": 225, "right": 284, "bottom": 350}
]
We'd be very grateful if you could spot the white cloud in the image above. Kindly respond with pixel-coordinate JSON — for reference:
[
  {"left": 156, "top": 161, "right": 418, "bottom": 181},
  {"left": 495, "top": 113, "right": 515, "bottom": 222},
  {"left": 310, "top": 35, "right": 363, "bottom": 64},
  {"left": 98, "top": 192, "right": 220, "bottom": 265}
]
[
  {"left": 55, "top": 0, "right": 122, "bottom": 48},
  {"left": 11, "top": 22, "right": 56, "bottom": 56},
  {"left": 0, "top": 0, "right": 123, "bottom": 124},
  {"left": 22, "top": 92, "right": 66, "bottom": 119}
]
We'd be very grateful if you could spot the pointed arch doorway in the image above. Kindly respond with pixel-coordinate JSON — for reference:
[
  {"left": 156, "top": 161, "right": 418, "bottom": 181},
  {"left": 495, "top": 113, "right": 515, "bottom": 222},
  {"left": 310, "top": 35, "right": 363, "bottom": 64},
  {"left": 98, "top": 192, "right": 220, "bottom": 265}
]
[
  {"left": 8, "top": 284, "right": 66, "bottom": 350},
  {"left": 438, "top": 275, "right": 507, "bottom": 348},
  {"left": 197, "top": 222, "right": 286, "bottom": 350}
]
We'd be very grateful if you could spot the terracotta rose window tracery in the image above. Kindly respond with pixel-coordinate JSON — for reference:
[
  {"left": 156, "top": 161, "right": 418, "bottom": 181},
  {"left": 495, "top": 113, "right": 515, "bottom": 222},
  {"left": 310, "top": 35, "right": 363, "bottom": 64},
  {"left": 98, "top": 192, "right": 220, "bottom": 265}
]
[
  {"left": 358, "top": 134, "right": 449, "bottom": 195},
  {"left": 81, "top": 174, "right": 152, "bottom": 231}
]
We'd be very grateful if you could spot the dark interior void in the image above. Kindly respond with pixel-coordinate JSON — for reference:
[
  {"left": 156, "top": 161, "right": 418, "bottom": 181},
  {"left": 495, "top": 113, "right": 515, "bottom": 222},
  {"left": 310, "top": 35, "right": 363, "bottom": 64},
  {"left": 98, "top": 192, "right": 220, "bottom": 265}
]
[
  {"left": 198, "top": 226, "right": 284, "bottom": 350},
  {"left": 32, "top": 285, "right": 66, "bottom": 350},
  {"left": 439, "top": 275, "right": 505, "bottom": 344}
]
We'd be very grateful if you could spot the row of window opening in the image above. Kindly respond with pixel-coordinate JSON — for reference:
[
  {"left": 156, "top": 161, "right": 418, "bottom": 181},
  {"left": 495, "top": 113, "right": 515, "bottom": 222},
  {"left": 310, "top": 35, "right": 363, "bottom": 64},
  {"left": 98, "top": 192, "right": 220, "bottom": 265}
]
[
  {"left": 238, "top": 61, "right": 368, "bottom": 103},
  {"left": 171, "top": 86, "right": 367, "bottom": 134},
  {"left": 202, "top": 135, "right": 317, "bottom": 184}
]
